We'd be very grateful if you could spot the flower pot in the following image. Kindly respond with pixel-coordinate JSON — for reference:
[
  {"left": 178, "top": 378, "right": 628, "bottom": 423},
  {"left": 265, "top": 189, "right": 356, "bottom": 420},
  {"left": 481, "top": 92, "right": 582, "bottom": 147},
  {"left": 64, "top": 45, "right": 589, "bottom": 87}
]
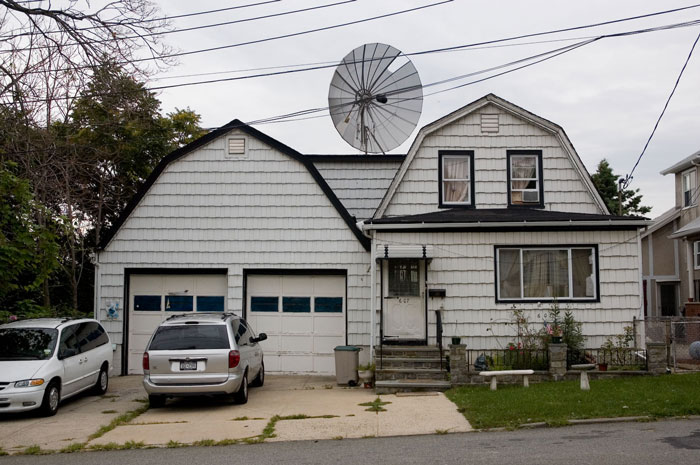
[
  {"left": 551, "top": 336, "right": 562, "bottom": 344},
  {"left": 358, "top": 370, "right": 373, "bottom": 387},
  {"left": 598, "top": 363, "right": 608, "bottom": 372},
  {"left": 451, "top": 337, "right": 461, "bottom": 345}
]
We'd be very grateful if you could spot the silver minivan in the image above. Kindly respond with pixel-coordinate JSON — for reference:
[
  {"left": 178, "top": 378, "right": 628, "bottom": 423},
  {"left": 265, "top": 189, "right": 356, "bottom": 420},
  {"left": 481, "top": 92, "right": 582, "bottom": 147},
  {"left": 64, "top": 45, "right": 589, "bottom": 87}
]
[
  {"left": 0, "top": 318, "right": 113, "bottom": 416},
  {"left": 142, "top": 313, "right": 266, "bottom": 407}
]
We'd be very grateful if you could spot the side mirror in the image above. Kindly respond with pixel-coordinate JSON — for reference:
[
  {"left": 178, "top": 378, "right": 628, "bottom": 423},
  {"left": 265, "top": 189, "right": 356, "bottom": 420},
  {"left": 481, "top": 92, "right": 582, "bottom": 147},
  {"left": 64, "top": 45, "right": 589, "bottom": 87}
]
[{"left": 256, "top": 333, "right": 267, "bottom": 342}]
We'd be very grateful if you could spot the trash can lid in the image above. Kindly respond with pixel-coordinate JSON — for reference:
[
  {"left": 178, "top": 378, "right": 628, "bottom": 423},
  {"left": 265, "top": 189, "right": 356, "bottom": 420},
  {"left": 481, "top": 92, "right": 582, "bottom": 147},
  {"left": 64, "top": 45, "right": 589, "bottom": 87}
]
[{"left": 334, "top": 345, "right": 361, "bottom": 351}]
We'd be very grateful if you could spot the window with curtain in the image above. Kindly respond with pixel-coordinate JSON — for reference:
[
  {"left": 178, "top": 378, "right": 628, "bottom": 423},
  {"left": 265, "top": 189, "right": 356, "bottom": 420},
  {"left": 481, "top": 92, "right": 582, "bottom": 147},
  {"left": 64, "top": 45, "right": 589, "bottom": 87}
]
[
  {"left": 440, "top": 152, "right": 473, "bottom": 206},
  {"left": 496, "top": 246, "right": 597, "bottom": 301},
  {"left": 509, "top": 153, "right": 541, "bottom": 206}
]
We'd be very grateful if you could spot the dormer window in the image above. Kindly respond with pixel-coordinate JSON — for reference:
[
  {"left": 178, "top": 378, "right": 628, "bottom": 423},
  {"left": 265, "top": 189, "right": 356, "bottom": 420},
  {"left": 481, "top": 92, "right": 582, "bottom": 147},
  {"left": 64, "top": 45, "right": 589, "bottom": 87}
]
[
  {"left": 508, "top": 150, "right": 543, "bottom": 208},
  {"left": 439, "top": 150, "right": 474, "bottom": 208},
  {"left": 682, "top": 168, "right": 696, "bottom": 207}
]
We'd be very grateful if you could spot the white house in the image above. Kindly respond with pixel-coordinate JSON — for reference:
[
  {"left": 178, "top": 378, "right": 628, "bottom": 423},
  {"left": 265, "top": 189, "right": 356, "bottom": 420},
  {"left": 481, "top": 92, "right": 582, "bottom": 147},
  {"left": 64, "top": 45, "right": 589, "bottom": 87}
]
[{"left": 96, "top": 94, "right": 648, "bottom": 376}]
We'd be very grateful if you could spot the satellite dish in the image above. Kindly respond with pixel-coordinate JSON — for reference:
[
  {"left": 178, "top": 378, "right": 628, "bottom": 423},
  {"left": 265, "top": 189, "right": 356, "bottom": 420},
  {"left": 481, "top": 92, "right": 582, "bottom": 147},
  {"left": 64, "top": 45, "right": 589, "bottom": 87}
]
[{"left": 328, "top": 43, "right": 423, "bottom": 154}]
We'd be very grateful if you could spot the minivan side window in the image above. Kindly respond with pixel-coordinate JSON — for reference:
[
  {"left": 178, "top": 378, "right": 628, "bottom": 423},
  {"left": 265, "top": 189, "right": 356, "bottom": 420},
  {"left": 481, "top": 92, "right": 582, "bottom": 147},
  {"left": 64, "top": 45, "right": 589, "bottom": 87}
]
[
  {"left": 239, "top": 320, "right": 254, "bottom": 345},
  {"left": 58, "top": 324, "right": 80, "bottom": 359},
  {"left": 76, "top": 322, "right": 109, "bottom": 352}
]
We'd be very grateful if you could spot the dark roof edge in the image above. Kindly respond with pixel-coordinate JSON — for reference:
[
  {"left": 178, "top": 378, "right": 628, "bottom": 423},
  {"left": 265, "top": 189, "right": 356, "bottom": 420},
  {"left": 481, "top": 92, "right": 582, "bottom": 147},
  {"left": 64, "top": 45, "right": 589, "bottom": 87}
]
[
  {"left": 364, "top": 225, "right": 643, "bottom": 233},
  {"left": 305, "top": 154, "right": 406, "bottom": 162},
  {"left": 98, "top": 120, "right": 371, "bottom": 251}
]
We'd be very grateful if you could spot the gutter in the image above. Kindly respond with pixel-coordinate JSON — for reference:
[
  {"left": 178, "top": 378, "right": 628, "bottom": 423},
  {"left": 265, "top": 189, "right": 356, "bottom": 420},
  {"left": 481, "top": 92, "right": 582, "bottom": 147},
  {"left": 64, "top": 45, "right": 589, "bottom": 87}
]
[{"left": 363, "top": 219, "right": 651, "bottom": 231}]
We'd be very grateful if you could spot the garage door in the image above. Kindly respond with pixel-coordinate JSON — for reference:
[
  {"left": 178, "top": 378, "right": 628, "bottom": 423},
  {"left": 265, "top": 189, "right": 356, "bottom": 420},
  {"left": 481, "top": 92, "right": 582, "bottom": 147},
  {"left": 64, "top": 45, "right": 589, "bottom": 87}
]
[
  {"left": 127, "top": 273, "right": 227, "bottom": 374},
  {"left": 246, "top": 274, "right": 345, "bottom": 375}
]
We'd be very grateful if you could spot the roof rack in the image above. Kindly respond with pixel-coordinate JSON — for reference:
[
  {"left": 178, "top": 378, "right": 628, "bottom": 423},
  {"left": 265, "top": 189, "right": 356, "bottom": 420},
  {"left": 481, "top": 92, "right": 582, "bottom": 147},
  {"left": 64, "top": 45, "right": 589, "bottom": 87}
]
[{"left": 164, "top": 312, "right": 239, "bottom": 322}]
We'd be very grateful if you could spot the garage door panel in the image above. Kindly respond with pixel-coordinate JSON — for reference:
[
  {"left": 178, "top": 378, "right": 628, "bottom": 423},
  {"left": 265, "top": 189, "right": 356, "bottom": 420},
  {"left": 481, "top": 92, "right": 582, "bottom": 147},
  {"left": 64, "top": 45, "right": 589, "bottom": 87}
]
[
  {"left": 247, "top": 274, "right": 346, "bottom": 375},
  {"left": 279, "top": 335, "right": 313, "bottom": 352}
]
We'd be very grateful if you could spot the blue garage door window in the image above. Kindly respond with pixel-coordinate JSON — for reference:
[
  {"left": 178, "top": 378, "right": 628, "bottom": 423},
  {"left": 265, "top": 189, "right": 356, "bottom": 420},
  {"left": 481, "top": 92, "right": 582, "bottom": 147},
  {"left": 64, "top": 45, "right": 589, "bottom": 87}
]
[
  {"left": 197, "top": 296, "right": 225, "bottom": 312},
  {"left": 314, "top": 297, "right": 343, "bottom": 313},
  {"left": 165, "top": 295, "right": 193, "bottom": 312},
  {"left": 282, "top": 297, "right": 311, "bottom": 313},
  {"left": 251, "top": 296, "right": 279, "bottom": 312},
  {"left": 134, "top": 295, "right": 161, "bottom": 311}
]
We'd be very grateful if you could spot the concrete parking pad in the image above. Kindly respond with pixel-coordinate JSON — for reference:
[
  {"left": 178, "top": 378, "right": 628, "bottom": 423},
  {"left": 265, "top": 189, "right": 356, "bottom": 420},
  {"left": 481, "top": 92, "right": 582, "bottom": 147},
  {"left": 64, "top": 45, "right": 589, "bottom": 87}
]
[
  {"left": 91, "top": 375, "right": 471, "bottom": 446},
  {"left": 0, "top": 376, "right": 145, "bottom": 453}
]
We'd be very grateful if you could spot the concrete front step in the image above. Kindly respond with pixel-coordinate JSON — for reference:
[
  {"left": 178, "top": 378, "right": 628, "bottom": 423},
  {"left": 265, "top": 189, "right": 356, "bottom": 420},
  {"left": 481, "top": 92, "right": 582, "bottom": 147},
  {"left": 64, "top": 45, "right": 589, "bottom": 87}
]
[
  {"left": 375, "top": 379, "right": 452, "bottom": 394},
  {"left": 378, "top": 357, "right": 447, "bottom": 370},
  {"left": 376, "top": 346, "right": 446, "bottom": 357},
  {"left": 376, "top": 368, "right": 448, "bottom": 381}
]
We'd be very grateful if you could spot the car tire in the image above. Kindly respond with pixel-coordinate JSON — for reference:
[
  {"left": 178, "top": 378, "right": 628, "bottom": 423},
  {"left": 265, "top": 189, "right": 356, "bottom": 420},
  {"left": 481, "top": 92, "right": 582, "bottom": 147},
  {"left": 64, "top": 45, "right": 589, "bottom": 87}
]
[
  {"left": 233, "top": 372, "right": 248, "bottom": 404},
  {"left": 93, "top": 364, "right": 109, "bottom": 395},
  {"left": 40, "top": 382, "right": 60, "bottom": 417},
  {"left": 251, "top": 361, "right": 264, "bottom": 387},
  {"left": 148, "top": 395, "right": 166, "bottom": 408}
]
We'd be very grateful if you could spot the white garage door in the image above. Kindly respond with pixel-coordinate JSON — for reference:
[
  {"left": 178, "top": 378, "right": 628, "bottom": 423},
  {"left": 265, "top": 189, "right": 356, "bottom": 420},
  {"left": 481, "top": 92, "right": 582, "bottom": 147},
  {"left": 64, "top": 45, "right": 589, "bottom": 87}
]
[
  {"left": 246, "top": 274, "right": 345, "bottom": 375},
  {"left": 127, "top": 273, "right": 227, "bottom": 374}
]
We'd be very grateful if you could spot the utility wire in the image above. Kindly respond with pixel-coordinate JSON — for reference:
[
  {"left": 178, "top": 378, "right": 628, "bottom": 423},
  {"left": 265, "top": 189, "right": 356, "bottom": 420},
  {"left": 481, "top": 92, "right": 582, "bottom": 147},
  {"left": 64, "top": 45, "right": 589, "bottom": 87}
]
[
  {"left": 622, "top": 29, "right": 700, "bottom": 189},
  {"left": 3, "top": 0, "right": 357, "bottom": 51}
]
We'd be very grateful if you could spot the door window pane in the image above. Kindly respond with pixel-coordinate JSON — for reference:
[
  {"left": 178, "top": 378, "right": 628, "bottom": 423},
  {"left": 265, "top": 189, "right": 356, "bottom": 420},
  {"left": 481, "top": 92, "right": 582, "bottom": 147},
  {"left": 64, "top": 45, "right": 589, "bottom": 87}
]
[
  {"left": 165, "top": 295, "right": 193, "bottom": 312},
  {"left": 58, "top": 325, "right": 80, "bottom": 359},
  {"left": 134, "top": 295, "right": 161, "bottom": 311},
  {"left": 315, "top": 297, "right": 343, "bottom": 313},
  {"left": 197, "top": 296, "right": 225, "bottom": 312},
  {"left": 282, "top": 297, "right": 311, "bottom": 313},
  {"left": 251, "top": 296, "right": 279, "bottom": 312},
  {"left": 76, "top": 322, "right": 109, "bottom": 352},
  {"left": 388, "top": 260, "right": 420, "bottom": 297}
]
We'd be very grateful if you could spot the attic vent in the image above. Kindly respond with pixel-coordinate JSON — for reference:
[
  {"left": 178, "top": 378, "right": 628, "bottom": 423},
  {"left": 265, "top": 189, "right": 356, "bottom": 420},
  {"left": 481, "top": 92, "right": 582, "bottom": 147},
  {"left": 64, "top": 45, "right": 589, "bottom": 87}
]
[
  {"left": 227, "top": 138, "right": 245, "bottom": 156},
  {"left": 481, "top": 114, "right": 499, "bottom": 133}
]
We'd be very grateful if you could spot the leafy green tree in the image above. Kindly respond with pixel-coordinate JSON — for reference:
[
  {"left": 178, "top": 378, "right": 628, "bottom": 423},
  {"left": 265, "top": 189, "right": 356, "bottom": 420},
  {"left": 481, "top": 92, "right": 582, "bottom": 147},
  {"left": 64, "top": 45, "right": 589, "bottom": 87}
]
[
  {"left": 166, "top": 108, "right": 208, "bottom": 148},
  {"left": 0, "top": 162, "right": 60, "bottom": 318},
  {"left": 591, "top": 159, "right": 651, "bottom": 216}
]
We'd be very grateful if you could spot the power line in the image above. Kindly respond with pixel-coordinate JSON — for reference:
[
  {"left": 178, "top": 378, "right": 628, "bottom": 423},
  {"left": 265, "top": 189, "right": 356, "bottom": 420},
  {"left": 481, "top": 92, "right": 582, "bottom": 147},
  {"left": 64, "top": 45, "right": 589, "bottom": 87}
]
[
  {"left": 622, "top": 28, "right": 700, "bottom": 189},
  {"left": 0, "top": 0, "right": 284, "bottom": 39},
  {"left": 3, "top": 0, "right": 357, "bottom": 52}
]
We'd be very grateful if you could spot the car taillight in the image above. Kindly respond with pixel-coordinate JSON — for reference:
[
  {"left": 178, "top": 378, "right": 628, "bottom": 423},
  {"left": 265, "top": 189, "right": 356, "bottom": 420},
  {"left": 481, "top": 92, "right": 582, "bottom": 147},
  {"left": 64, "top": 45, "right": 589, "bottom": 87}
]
[
  {"left": 142, "top": 352, "right": 150, "bottom": 371},
  {"left": 229, "top": 350, "right": 240, "bottom": 368}
]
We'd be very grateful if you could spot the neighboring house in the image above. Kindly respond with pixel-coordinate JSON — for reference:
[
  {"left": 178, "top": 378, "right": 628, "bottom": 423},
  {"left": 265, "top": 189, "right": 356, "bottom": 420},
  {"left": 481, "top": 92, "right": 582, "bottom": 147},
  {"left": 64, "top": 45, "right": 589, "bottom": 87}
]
[
  {"left": 642, "top": 149, "right": 700, "bottom": 317},
  {"left": 96, "top": 94, "right": 648, "bottom": 376}
]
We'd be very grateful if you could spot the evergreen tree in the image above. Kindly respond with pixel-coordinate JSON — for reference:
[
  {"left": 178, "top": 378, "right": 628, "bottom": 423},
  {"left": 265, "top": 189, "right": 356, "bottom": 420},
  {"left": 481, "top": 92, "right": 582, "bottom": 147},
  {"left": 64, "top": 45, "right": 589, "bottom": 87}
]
[{"left": 591, "top": 159, "right": 651, "bottom": 216}]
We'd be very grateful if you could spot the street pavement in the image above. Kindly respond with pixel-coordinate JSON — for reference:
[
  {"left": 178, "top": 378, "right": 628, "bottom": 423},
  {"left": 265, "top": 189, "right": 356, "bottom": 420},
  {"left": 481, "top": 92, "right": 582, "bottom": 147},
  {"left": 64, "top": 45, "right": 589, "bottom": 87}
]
[{"left": 1, "top": 417, "right": 698, "bottom": 465}]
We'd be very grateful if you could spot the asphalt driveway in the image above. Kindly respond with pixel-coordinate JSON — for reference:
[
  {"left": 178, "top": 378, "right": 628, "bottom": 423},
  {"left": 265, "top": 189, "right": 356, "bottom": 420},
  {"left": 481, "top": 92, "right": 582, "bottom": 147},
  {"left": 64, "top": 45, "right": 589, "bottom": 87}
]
[{"left": 0, "top": 375, "right": 471, "bottom": 453}]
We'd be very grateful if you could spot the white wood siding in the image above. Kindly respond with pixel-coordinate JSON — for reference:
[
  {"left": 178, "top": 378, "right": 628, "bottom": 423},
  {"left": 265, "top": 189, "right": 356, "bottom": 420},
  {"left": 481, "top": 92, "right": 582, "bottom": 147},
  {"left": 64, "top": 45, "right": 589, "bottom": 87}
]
[
  {"left": 97, "top": 130, "right": 372, "bottom": 372},
  {"left": 385, "top": 104, "right": 603, "bottom": 216},
  {"left": 314, "top": 160, "right": 401, "bottom": 220},
  {"left": 374, "top": 229, "right": 641, "bottom": 349}
]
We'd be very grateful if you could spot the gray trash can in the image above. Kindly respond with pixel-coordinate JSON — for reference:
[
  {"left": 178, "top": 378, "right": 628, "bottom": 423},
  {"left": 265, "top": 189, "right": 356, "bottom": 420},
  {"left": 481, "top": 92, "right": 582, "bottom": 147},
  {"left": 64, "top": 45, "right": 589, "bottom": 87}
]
[{"left": 334, "top": 346, "right": 361, "bottom": 385}]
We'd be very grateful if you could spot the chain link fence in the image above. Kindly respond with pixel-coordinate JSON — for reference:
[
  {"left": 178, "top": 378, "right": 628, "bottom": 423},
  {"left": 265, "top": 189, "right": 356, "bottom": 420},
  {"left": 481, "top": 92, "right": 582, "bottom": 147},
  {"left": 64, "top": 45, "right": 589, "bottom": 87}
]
[{"left": 644, "top": 317, "right": 700, "bottom": 371}]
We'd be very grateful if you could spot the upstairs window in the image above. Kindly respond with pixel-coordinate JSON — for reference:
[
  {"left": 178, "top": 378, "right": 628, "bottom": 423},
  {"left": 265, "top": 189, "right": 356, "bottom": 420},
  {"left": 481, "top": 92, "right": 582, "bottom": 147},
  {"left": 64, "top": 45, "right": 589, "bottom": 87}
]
[
  {"left": 682, "top": 169, "right": 696, "bottom": 207},
  {"left": 508, "top": 151, "right": 543, "bottom": 208},
  {"left": 439, "top": 150, "right": 474, "bottom": 207}
]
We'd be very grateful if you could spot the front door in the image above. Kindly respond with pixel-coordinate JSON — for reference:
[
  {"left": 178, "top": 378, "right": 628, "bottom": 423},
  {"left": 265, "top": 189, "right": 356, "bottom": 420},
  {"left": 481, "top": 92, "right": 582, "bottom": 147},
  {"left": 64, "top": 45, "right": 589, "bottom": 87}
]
[
  {"left": 383, "top": 259, "right": 425, "bottom": 341},
  {"left": 659, "top": 283, "right": 678, "bottom": 316}
]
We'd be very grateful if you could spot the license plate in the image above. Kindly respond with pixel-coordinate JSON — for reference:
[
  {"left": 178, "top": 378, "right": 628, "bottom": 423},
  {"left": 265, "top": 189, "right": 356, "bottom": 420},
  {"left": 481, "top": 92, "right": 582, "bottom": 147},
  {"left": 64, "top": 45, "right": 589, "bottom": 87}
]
[{"left": 180, "top": 361, "right": 197, "bottom": 371}]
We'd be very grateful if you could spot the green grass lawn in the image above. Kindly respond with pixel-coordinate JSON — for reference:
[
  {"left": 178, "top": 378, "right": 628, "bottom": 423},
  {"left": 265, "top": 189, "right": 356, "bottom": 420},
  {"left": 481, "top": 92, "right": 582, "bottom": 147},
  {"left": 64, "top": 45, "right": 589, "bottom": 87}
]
[{"left": 445, "top": 373, "right": 700, "bottom": 429}]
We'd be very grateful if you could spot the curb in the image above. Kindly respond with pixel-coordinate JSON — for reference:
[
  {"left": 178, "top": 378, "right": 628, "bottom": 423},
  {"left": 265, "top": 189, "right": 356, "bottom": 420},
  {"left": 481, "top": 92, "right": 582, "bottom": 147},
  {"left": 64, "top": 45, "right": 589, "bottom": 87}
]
[{"left": 481, "top": 414, "right": 700, "bottom": 432}]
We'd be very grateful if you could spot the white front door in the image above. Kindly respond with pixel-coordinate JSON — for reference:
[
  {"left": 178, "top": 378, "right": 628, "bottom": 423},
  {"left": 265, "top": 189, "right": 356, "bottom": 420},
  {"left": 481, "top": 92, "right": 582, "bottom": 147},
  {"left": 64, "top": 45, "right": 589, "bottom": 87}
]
[{"left": 383, "top": 259, "right": 425, "bottom": 341}]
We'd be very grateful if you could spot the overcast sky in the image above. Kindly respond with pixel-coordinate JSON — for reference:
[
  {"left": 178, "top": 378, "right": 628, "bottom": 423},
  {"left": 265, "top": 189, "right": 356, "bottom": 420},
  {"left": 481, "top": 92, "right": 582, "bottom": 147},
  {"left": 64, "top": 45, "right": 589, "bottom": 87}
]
[{"left": 149, "top": 0, "right": 700, "bottom": 217}]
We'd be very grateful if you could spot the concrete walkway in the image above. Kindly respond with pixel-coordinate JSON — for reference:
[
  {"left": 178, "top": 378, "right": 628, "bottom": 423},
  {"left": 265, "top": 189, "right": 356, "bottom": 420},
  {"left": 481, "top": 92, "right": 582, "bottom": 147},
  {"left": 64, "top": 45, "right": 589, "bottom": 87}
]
[{"left": 90, "top": 375, "right": 471, "bottom": 447}]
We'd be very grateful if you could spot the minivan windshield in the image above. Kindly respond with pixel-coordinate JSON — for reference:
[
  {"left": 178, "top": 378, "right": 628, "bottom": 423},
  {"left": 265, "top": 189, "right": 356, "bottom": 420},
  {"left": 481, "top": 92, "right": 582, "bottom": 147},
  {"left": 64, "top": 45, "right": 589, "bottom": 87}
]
[
  {"left": 148, "top": 325, "right": 229, "bottom": 350},
  {"left": 0, "top": 328, "right": 58, "bottom": 360}
]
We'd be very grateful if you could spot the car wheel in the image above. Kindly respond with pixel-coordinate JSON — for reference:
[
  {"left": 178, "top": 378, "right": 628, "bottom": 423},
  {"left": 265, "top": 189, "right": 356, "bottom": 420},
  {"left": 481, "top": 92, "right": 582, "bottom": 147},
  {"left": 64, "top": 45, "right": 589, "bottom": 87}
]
[
  {"left": 233, "top": 372, "right": 248, "bottom": 404},
  {"left": 251, "top": 361, "right": 264, "bottom": 387},
  {"left": 40, "top": 382, "right": 60, "bottom": 417},
  {"left": 93, "top": 364, "right": 109, "bottom": 395},
  {"left": 148, "top": 395, "right": 166, "bottom": 408}
]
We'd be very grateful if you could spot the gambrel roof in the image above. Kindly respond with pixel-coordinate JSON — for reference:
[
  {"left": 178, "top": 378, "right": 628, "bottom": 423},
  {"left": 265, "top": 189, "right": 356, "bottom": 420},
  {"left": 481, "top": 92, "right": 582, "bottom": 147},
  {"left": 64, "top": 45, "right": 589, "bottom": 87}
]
[
  {"left": 98, "top": 120, "right": 371, "bottom": 251},
  {"left": 374, "top": 93, "right": 609, "bottom": 218}
]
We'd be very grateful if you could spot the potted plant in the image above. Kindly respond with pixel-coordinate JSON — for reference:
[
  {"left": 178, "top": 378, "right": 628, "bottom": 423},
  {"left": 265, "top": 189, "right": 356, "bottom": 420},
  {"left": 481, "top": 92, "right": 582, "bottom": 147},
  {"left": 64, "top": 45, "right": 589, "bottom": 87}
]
[
  {"left": 357, "top": 363, "right": 375, "bottom": 388},
  {"left": 546, "top": 323, "right": 563, "bottom": 344}
]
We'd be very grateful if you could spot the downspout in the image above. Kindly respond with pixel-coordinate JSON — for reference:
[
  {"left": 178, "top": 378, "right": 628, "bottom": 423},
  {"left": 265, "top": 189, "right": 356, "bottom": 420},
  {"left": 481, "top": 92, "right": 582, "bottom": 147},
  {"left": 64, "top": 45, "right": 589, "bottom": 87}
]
[
  {"left": 369, "top": 230, "right": 376, "bottom": 361},
  {"left": 93, "top": 254, "right": 100, "bottom": 321},
  {"left": 686, "top": 239, "right": 695, "bottom": 302}
]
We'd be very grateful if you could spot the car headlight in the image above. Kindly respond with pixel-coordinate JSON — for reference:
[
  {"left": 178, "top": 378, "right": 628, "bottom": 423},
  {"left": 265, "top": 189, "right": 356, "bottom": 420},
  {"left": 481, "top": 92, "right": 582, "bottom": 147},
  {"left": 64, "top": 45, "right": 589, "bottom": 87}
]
[{"left": 14, "top": 379, "right": 45, "bottom": 388}]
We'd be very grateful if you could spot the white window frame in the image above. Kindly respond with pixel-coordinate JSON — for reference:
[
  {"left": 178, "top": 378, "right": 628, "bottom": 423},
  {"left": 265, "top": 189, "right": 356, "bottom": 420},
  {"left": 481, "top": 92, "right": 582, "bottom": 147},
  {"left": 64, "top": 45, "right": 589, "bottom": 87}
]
[
  {"left": 495, "top": 246, "right": 598, "bottom": 302},
  {"left": 441, "top": 154, "right": 472, "bottom": 206},
  {"left": 682, "top": 168, "right": 696, "bottom": 207},
  {"left": 509, "top": 154, "right": 540, "bottom": 205},
  {"left": 694, "top": 241, "right": 700, "bottom": 269}
]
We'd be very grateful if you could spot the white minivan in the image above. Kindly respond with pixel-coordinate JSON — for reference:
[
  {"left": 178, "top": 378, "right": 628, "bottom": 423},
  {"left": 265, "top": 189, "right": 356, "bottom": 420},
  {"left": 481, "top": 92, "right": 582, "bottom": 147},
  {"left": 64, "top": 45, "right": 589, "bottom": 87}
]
[{"left": 0, "top": 318, "right": 113, "bottom": 416}]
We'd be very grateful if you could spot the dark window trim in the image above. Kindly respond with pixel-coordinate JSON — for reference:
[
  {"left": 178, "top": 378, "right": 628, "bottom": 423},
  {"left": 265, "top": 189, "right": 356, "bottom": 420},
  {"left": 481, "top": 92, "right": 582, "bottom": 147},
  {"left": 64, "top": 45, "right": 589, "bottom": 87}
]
[
  {"left": 493, "top": 244, "right": 600, "bottom": 303},
  {"left": 506, "top": 150, "right": 544, "bottom": 209},
  {"left": 438, "top": 150, "right": 475, "bottom": 209}
]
